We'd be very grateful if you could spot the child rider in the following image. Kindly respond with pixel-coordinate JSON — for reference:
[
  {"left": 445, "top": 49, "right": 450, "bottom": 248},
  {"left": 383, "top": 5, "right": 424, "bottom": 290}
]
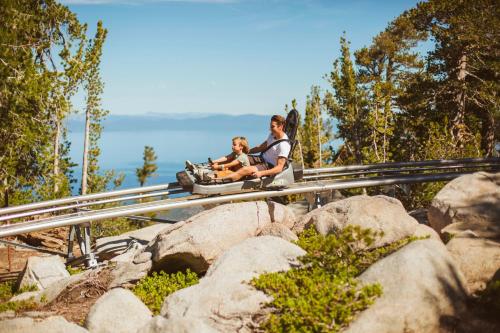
[{"left": 209, "top": 136, "right": 250, "bottom": 179}]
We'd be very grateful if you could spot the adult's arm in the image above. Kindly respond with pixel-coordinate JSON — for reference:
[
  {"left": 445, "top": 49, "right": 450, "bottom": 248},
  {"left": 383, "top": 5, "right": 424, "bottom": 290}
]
[
  {"left": 253, "top": 157, "right": 287, "bottom": 178},
  {"left": 248, "top": 141, "right": 267, "bottom": 154}
]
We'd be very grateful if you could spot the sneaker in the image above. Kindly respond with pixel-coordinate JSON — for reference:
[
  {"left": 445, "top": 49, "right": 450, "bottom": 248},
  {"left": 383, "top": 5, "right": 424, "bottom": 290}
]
[
  {"left": 192, "top": 168, "right": 203, "bottom": 181},
  {"left": 185, "top": 160, "right": 196, "bottom": 172}
]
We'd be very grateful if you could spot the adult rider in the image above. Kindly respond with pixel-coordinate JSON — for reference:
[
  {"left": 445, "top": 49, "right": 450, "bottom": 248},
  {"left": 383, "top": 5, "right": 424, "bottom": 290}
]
[{"left": 215, "top": 114, "right": 291, "bottom": 182}]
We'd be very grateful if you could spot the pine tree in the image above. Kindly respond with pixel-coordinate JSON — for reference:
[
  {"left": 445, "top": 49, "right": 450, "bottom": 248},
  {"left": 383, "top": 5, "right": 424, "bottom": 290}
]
[
  {"left": 0, "top": 0, "right": 87, "bottom": 206},
  {"left": 409, "top": 0, "right": 499, "bottom": 156},
  {"left": 355, "top": 15, "right": 425, "bottom": 163},
  {"left": 325, "top": 36, "right": 369, "bottom": 165},
  {"left": 81, "top": 21, "right": 113, "bottom": 195},
  {"left": 136, "top": 146, "right": 158, "bottom": 187},
  {"left": 301, "top": 86, "right": 332, "bottom": 168}
]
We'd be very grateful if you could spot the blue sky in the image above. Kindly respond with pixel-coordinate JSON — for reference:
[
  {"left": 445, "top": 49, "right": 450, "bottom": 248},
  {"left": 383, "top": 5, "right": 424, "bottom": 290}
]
[{"left": 62, "top": 0, "right": 421, "bottom": 116}]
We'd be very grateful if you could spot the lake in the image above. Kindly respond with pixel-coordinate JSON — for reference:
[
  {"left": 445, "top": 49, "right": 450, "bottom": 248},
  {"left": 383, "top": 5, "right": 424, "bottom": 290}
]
[{"left": 68, "top": 128, "right": 269, "bottom": 191}]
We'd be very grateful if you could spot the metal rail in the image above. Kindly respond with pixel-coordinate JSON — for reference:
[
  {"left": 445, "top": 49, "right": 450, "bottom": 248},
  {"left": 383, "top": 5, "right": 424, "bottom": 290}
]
[
  {"left": 303, "top": 157, "right": 500, "bottom": 174},
  {"left": 0, "top": 170, "right": 482, "bottom": 238},
  {"left": 303, "top": 162, "right": 499, "bottom": 180},
  {"left": 0, "top": 182, "right": 182, "bottom": 216},
  {"left": 3, "top": 158, "right": 497, "bottom": 220},
  {"left": 0, "top": 190, "right": 180, "bottom": 222}
]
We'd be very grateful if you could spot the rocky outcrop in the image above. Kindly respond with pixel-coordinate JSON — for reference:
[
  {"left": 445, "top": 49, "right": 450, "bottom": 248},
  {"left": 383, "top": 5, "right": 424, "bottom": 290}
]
[
  {"left": 258, "top": 223, "right": 298, "bottom": 242},
  {"left": 95, "top": 223, "right": 172, "bottom": 260},
  {"left": 0, "top": 316, "right": 88, "bottom": 333},
  {"left": 109, "top": 201, "right": 298, "bottom": 286},
  {"left": 293, "top": 195, "right": 419, "bottom": 248},
  {"left": 11, "top": 269, "right": 97, "bottom": 305},
  {"left": 16, "top": 255, "right": 69, "bottom": 291},
  {"left": 109, "top": 258, "right": 152, "bottom": 289},
  {"left": 139, "top": 236, "right": 305, "bottom": 333},
  {"left": 427, "top": 172, "right": 500, "bottom": 294},
  {"left": 149, "top": 202, "right": 273, "bottom": 273},
  {"left": 428, "top": 172, "right": 500, "bottom": 238},
  {"left": 446, "top": 231, "right": 500, "bottom": 294},
  {"left": 85, "top": 288, "right": 152, "bottom": 333},
  {"left": 344, "top": 239, "right": 468, "bottom": 333},
  {"left": 413, "top": 223, "right": 441, "bottom": 241},
  {"left": 267, "top": 200, "right": 296, "bottom": 229}
]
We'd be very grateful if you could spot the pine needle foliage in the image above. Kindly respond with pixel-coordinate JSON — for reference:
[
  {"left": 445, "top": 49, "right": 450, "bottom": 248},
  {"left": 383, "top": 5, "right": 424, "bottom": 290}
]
[{"left": 252, "top": 226, "right": 419, "bottom": 332}]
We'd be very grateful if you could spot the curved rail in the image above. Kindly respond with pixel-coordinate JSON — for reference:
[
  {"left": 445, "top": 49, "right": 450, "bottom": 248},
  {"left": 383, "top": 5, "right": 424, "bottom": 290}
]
[
  {"left": 303, "top": 157, "right": 500, "bottom": 174},
  {"left": 0, "top": 170, "right": 490, "bottom": 238},
  {"left": 303, "top": 162, "right": 499, "bottom": 180},
  {"left": 0, "top": 182, "right": 182, "bottom": 216},
  {"left": 0, "top": 157, "right": 498, "bottom": 239}
]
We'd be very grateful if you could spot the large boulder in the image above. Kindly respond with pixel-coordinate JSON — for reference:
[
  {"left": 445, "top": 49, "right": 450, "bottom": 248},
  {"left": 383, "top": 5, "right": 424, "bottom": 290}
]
[
  {"left": 139, "top": 236, "right": 305, "bottom": 333},
  {"left": 109, "top": 258, "right": 152, "bottom": 289},
  {"left": 293, "top": 195, "right": 419, "bottom": 248},
  {"left": 16, "top": 255, "right": 69, "bottom": 291},
  {"left": 11, "top": 269, "right": 98, "bottom": 304},
  {"left": 150, "top": 202, "right": 272, "bottom": 273},
  {"left": 428, "top": 172, "right": 500, "bottom": 238},
  {"left": 85, "top": 288, "right": 152, "bottom": 333},
  {"left": 107, "top": 223, "right": 187, "bottom": 288},
  {"left": 258, "top": 223, "right": 298, "bottom": 242},
  {"left": 95, "top": 223, "right": 172, "bottom": 260},
  {"left": 0, "top": 316, "right": 88, "bottom": 333},
  {"left": 267, "top": 200, "right": 297, "bottom": 229},
  {"left": 139, "top": 315, "right": 218, "bottom": 333},
  {"left": 446, "top": 232, "right": 500, "bottom": 294},
  {"left": 343, "top": 239, "right": 468, "bottom": 333}
]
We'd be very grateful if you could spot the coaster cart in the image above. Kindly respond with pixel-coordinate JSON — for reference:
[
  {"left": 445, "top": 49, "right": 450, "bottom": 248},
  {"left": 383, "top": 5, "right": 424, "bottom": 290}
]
[{"left": 176, "top": 109, "right": 303, "bottom": 195}]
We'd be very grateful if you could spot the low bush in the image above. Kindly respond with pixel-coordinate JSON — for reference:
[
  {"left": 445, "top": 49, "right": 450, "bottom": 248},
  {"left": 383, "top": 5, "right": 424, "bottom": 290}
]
[
  {"left": 0, "top": 298, "right": 38, "bottom": 313},
  {"left": 252, "top": 226, "right": 417, "bottom": 332},
  {"left": 0, "top": 281, "right": 15, "bottom": 302},
  {"left": 66, "top": 265, "right": 84, "bottom": 276},
  {"left": 132, "top": 269, "right": 199, "bottom": 314},
  {"left": 0, "top": 281, "right": 39, "bottom": 313}
]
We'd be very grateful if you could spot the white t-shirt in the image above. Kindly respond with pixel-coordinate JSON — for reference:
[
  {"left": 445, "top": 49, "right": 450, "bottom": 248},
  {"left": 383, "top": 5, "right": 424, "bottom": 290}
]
[{"left": 262, "top": 133, "right": 291, "bottom": 166}]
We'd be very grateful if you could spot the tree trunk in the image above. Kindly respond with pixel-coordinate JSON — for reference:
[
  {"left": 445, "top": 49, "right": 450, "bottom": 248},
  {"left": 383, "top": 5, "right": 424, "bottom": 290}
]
[
  {"left": 53, "top": 117, "right": 60, "bottom": 194},
  {"left": 3, "top": 178, "right": 8, "bottom": 208},
  {"left": 453, "top": 53, "right": 467, "bottom": 144},
  {"left": 480, "top": 110, "right": 495, "bottom": 157},
  {"left": 81, "top": 109, "right": 91, "bottom": 195},
  {"left": 317, "top": 104, "right": 322, "bottom": 168}
]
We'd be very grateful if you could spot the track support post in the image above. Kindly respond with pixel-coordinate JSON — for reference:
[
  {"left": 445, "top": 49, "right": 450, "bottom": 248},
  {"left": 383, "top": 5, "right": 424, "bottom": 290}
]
[{"left": 67, "top": 223, "right": 97, "bottom": 268}]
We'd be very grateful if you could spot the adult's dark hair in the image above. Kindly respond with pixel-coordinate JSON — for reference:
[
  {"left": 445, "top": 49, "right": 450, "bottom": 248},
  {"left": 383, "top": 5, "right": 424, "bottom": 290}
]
[{"left": 271, "top": 114, "right": 286, "bottom": 127}]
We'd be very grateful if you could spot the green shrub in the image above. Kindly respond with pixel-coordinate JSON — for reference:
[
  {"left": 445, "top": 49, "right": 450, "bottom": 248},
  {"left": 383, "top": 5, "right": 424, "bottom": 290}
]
[
  {"left": 0, "top": 281, "right": 39, "bottom": 313},
  {"left": 0, "top": 298, "right": 38, "bottom": 313},
  {"left": 18, "top": 284, "right": 38, "bottom": 294},
  {"left": 0, "top": 281, "right": 15, "bottom": 302},
  {"left": 252, "top": 226, "right": 417, "bottom": 332},
  {"left": 132, "top": 269, "right": 199, "bottom": 314},
  {"left": 66, "top": 265, "right": 84, "bottom": 276},
  {"left": 0, "top": 281, "right": 38, "bottom": 302}
]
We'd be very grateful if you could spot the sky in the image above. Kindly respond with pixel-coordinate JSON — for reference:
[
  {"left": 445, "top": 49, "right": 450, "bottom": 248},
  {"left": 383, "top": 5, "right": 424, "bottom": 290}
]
[{"left": 62, "top": 0, "right": 421, "bottom": 116}]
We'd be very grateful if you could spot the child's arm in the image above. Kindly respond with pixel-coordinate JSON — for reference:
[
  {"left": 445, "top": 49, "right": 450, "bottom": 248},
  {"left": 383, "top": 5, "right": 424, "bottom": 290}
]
[
  {"left": 212, "top": 153, "right": 235, "bottom": 169},
  {"left": 212, "top": 156, "right": 228, "bottom": 164},
  {"left": 213, "top": 159, "right": 241, "bottom": 171}
]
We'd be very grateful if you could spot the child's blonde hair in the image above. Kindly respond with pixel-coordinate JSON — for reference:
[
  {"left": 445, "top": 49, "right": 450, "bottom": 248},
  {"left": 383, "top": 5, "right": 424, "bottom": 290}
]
[{"left": 233, "top": 136, "right": 249, "bottom": 154}]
